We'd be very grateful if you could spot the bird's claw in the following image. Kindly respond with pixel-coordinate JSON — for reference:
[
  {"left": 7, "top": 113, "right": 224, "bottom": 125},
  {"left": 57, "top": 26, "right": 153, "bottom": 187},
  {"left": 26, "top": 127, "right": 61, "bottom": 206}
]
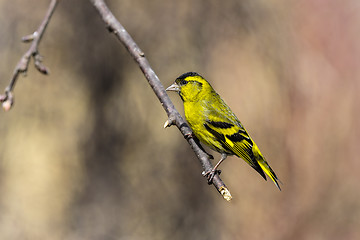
[
  {"left": 184, "top": 132, "right": 194, "bottom": 140},
  {"left": 202, "top": 169, "right": 221, "bottom": 184}
]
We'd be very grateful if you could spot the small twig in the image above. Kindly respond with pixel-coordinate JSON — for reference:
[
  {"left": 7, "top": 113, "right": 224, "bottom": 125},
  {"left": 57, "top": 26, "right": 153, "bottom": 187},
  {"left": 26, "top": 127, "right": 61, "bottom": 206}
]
[
  {"left": 0, "top": 0, "right": 59, "bottom": 111},
  {"left": 90, "top": 0, "right": 232, "bottom": 201}
]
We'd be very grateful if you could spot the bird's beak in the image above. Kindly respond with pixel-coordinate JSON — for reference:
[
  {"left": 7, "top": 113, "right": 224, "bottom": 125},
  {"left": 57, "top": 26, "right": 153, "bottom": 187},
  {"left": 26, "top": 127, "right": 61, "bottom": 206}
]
[{"left": 166, "top": 83, "right": 180, "bottom": 92}]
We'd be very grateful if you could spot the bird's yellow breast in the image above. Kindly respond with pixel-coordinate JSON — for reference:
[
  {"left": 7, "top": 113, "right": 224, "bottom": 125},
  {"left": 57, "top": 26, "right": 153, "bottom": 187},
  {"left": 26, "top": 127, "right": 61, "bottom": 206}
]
[{"left": 184, "top": 101, "right": 228, "bottom": 153}]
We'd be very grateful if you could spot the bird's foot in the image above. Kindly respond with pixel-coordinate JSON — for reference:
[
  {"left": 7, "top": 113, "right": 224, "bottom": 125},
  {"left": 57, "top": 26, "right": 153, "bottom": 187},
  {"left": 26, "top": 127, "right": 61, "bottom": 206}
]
[
  {"left": 202, "top": 169, "right": 221, "bottom": 184},
  {"left": 184, "top": 132, "right": 194, "bottom": 140}
]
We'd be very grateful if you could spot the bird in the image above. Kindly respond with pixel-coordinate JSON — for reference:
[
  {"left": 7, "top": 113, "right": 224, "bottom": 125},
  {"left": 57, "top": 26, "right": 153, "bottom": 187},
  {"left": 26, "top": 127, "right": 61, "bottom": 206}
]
[{"left": 166, "top": 72, "right": 281, "bottom": 190}]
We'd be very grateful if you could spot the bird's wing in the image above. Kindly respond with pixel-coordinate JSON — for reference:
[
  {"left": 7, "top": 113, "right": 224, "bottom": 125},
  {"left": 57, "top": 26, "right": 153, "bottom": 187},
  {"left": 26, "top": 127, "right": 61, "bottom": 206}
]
[{"left": 203, "top": 102, "right": 267, "bottom": 179}]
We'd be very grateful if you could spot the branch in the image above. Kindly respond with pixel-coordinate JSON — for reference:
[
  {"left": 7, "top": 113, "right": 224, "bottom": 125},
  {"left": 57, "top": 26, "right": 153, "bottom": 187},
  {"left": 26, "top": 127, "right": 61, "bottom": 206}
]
[
  {"left": 90, "top": 0, "right": 232, "bottom": 201},
  {"left": 0, "top": 0, "right": 59, "bottom": 111}
]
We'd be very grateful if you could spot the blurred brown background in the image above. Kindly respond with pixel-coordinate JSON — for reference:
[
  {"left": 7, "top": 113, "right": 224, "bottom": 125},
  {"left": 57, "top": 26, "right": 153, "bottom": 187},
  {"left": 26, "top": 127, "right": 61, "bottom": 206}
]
[{"left": 0, "top": 0, "right": 359, "bottom": 239}]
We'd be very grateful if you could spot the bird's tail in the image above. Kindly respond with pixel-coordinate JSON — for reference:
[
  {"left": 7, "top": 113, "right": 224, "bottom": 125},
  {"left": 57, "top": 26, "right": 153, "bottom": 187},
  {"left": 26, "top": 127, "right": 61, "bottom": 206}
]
[
  {"left": 253, "top": 145, "right": 281, "bottom": 190},
  {"left": 258, "top": 157, "right": 281, "bottom": 190}
]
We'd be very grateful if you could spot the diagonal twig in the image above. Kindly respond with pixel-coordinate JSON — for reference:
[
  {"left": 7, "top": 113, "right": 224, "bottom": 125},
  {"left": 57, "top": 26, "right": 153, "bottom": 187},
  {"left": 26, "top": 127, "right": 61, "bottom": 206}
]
[
  {"left": 90, "top": 0, "right": 232, "bottom": 201},
  {"left": 0, "top": 0, "right": 59, "bottom": 111}
]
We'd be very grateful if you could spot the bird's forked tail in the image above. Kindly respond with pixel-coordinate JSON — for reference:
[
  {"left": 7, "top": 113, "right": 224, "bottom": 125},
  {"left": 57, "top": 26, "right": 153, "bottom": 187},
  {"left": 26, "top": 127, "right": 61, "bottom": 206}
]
[{"left": 253, "top": 145, "right": 281, "bottom": 190}]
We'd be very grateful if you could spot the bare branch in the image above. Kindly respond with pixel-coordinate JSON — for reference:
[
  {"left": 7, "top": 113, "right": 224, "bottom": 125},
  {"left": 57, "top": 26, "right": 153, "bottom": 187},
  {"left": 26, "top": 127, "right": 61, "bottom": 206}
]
[
  {"left": 90, "top": 0, "right": 232, "bottom": 201},
  {"left": 0, "top": 0, "right": 59, "bottom": 111}
]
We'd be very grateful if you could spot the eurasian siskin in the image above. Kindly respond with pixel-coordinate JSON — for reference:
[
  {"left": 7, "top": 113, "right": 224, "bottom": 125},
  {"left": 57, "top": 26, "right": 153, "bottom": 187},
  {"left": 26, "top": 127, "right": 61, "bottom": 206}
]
[{"left": 166, "top": 72, "right": 281, "bottom": 190}]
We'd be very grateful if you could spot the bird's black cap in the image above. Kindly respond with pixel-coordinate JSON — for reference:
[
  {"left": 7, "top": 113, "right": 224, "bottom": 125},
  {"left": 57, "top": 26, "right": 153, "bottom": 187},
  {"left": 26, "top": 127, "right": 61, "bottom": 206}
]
[{"left": 176, "top": 72, "right": 202, "bottom": 80}]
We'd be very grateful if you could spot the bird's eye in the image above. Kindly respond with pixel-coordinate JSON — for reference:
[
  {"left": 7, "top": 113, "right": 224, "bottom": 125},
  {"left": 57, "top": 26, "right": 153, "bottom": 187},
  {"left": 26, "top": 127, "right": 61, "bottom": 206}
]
[{"left": 180, "top": 79, "right": 188, "bottom": 85}]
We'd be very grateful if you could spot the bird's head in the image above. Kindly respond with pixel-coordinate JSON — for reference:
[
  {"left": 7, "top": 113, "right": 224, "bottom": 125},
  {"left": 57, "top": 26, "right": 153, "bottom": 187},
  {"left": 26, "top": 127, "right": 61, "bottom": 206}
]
[{"left": 166, "top": 72, "right": 214, "bottom": 102}]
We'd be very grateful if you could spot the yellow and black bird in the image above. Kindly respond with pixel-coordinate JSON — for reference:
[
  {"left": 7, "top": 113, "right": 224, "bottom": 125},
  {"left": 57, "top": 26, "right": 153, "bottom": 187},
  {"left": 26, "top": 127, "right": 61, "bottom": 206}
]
[{"left": 166, "top": 72, "right": 281, "bottom": 190}]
